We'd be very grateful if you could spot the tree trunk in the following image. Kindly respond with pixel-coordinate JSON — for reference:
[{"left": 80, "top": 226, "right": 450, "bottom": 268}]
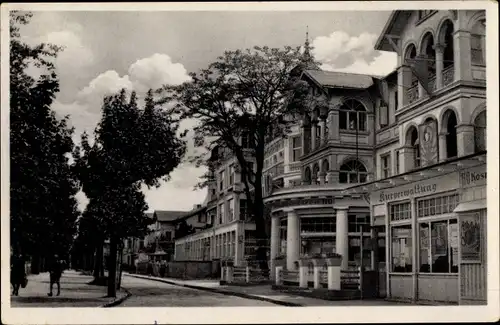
[
  {"left": 93, "top": 243, "right": 103, "bottom": 279},
  {"left": 252, "top": 184, "right": 269, "bottom": 274},
  {"left": 107, "top": 238, "right": 118, "bottom": 297}
]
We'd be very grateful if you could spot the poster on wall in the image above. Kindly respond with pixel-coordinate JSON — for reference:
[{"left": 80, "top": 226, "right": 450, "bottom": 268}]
[
  {"left": 419, "top": 119, "right": 438, "bottom": 166},
  {"left": 460, "top": 213, "right": 482, "bottom": 262}
]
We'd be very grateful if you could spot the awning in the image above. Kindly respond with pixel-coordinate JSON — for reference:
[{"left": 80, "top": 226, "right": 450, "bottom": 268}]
[{"left": 453, "top": 199, "right": 487, "bottom": 213}]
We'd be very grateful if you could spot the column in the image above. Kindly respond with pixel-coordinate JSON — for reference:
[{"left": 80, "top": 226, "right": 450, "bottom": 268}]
[
  {"left": 433, "top": 43, "right": 445, "bottom": 90},
  {"left": 318, "top": 172, "right": 326, "bottom": 185},
  {"left": 328, "top": 109, "right": 340, "bottom": 142},
  {"left": 456, "top": 124, "right": 475, "bottom": 157},
  {"left": 319, "top": 117, "right": 327, "bottom": 146},
  {"left": 335, "top": 208, "right": 349, "bottom": 271},
  {"left": 398, "top": 65, "right": 414, "bottom": 107},
  {"left": 311, "top": 122, "right": 317, "bottom": 150},
  {"left": 367, "top": 113, "right": 375, "bottom": 146},
  {"left": 270, "top": 215, "right": 280, "bottom": 279},
  {"left": 286, "top": 209, "right": 300, "bottom": 270},
  {"left": 399, "top": 146, "right": 415, "bottom": 173},
  {"left": 453, "top": 30, "right": 472, "bottom": 81},
  {"left": 438, "top": 132, "right": 447, "bottom": 162},
  {"left": 418, "top": 81, "right": 425, "bottom": 98}
]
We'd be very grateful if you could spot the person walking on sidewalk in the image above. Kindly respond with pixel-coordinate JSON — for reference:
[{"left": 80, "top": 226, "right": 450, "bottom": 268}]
[
  {"left": 11, "top": 254, "right": 26, "bottom": 296},
  {"left": 47, "top": 254, "right": 63, "bottom": 297}
]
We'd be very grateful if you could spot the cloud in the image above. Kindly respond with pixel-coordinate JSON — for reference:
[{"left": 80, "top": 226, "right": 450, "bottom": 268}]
[
  {"left": 321, "top": 51, "right": 397, "bottom": 76},
  {"left": 312, "top": 30, "right": 397, "bottom": 76}
]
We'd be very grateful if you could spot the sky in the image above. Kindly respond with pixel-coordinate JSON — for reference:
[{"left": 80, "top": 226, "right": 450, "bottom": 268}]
[{"left": 18, "top": 10, "right": 397, "bottom": 213}]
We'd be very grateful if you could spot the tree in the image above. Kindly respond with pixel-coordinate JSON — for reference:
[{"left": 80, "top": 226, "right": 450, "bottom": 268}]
[
  {"left": 174, "top": 219, "right": 195, "bottom": 240},
  {"left": 160, "top": 45, "right": 318, "bottom": 271},
  {"left": 73, "top": 89, "right": 186, "bottom": 296},
  {"left": 10, "top": 11, "right": 80, "bottom": 271}
]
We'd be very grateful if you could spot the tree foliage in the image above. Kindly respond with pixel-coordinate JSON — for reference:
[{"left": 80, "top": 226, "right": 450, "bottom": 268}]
[
  {"left": 160, "top": 45, "right": 318, "bottom": 269},
  {"left": 73, "top": 89, "right": 186, "bottom": 296},
  {"left": 10, "top": 11, "right": 79, "bottom": 262}
]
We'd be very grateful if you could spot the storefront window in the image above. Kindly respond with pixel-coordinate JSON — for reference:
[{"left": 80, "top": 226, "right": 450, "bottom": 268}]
[
  {"left": 301, "top": 217, "right": 336, "bottom": 233},
  {"left": 417, "top": 194, "right": 459, "bottom": 218},
  {"left": 419, "top": 219, "right": 458, "bottom": 273},
  {"left": 390, "top": 201, "right": 411, "bottom": 221},
  {"left": 391, "top": 225, "right": 412, "bottom": 272}
]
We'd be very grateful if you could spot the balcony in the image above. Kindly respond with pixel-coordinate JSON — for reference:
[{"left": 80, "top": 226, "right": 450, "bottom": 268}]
[
  {"left": 405, "top": 66, "right": 455, "bottom": 106},
  {"left": 267, "top": 162, "right": 284, "bottom": 179}
]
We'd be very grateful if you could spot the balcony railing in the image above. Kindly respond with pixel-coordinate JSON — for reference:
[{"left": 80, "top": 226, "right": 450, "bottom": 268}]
[
  {"left": 443, "top": 65, "right": 454, "bottom": 87},
  {"left": 407, "top": 84, "right": 419, "bottom": 104},
  {"left": 267, "top": 162, "right": 284, "bottom": 178},
  {"left": 405, "top": 66, "right": 455, "bottom": 106}
]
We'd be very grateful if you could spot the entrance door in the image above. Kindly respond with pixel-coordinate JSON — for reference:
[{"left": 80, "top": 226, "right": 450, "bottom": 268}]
[{"left": 371, "top": 225, "right": 387, "bottom": 298}]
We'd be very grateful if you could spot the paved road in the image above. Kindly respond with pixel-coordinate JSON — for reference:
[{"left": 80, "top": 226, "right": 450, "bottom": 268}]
[{"left": 119, "top": 275, "right": 275, "bottom": 307}]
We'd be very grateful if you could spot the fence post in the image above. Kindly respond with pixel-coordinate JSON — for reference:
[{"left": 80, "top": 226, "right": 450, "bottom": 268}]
[
  {"left": 245, "top": 266, "right": 250, "bottom": 283},
  {"left": 299, "top": 265, "right": 308, "bottom": 288},
  {"left": 226, "top": 266, "right": 234, "bottom": 284},
  {"left": 275, "top": 266, "right": 283, "bottom": 286}
]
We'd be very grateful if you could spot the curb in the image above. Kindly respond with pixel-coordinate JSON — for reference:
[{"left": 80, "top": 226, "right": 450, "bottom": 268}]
[
  {"left": 125, "top": 274, "right": 302, "bottom": 307},
  {"left": 101, "top": 288, "right": 132, "bottom": 308}
]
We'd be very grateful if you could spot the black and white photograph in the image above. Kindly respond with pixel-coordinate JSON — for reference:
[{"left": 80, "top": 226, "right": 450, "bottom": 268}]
[{"left": 1, "top": 1, "right": 499, "bottom": 324}]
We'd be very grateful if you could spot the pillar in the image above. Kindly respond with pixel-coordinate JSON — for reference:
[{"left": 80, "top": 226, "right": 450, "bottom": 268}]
[
  {"left": 226, "top": 266, "right": 234, "bottom": 283},
  {"left": 433, "top": 43, "right": 445, "bottom": 90},
  {"left": 319, "top": 118, "right": 327, "bottom": 146},
  {"left": 456, "top": 124, "right": 475, "bottom": 157},
  {"left": 327, "top": 265, "right": 341, "bottom": 290},
  {"left": 313, "top": 265, "right": 321, "bottom": 289},
  {"left": 398, "top": 65, "right": 414, "bottom": 107},
  {"left": 438, "top": 132, "right": 447, "bottom": 162},
  {"left": 270, "top": 215, "right": 280, "bottom": 279},
  {"left": 286, "top": 209, "right": 300, "bottom": 270},
  {"left": 311, "top": 122, "right": 317, "bottom": 150},
  {"left": 275, "top": 266, "right": 284, "bottom": 285},
  {"left": 326, "top": 172, "right": 335, "bottom": 184},
  {"left": 318, "top": 172, "right": 326, "bottom": 185},
  {"left": 453, "top": 30, "right": 472, "bottom": 81},
  {"left": 399, "top": 146, "right": 415, "bottom": 173},
  {"left": 335, "top": 207, "right": 349, "bottom": 271},
  {"left": 328, "top": 109, "right": 340, "bottom": 142}
]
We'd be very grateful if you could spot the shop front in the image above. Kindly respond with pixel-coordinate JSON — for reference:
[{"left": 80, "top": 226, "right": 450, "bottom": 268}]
[{"left": 367, "top": 153, "right": 486, "bottom": 304}]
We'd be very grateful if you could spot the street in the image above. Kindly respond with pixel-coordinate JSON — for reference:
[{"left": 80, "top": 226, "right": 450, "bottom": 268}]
[{"left": 119, "top": 275, "right": 275, "bottom": 307}]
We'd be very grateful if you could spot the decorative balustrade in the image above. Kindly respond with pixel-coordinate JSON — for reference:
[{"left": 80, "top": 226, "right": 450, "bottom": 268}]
[
  {"left": 443, "top": 65, "right": 455, "bottom": 86},
  {"left": 406, "top": 84, "right": 419, "bottom": 104}
]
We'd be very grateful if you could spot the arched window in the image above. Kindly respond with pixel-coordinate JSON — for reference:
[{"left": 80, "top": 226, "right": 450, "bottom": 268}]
[
  {"left": 405, "top": 44, "right": 418, "bottom": 87},
  {"left": 339, "top": 160, "right": 368, "bottom": 184},
  {"left": 312, "top": 163, "right": 320, "bottom": 185},
  {"left": 443, "top": 110, "right": 458, "bottom": 159},
  {"left": 322, "top": 159, "right": 330, "bottom": 174},
  {"left": 439, "top": 20, "right": 455, "bottom": 70},
  {"left": 471, "top": 19, "right": 486, "bottom": 66},
  {"left": 304, "top": 167, "right": 312, "bottom": 185},
  {"left": 421, "top": 32, "right": 436, "bottom": 77},
  {"left": 339, "top": 99, "right": 367, "bottom": 131},
  {"left": 474, "top": 110, "right": 486, "bottom": 152},
  {"left": 407, "top": 127, "right": 421, "bottom": 168}
]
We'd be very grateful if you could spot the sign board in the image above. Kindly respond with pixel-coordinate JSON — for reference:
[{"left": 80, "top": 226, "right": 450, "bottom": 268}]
[{"left": 459, "top": 165, "right": 486, "bottom": 189}]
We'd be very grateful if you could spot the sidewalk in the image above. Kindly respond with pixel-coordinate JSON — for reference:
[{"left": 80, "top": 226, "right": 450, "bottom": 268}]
[
  {"left": 124, "top": 273, "right": 404, "bottom": 306},
  {"left": 10, "top": 270, "right": 129, "bottom": 308}
]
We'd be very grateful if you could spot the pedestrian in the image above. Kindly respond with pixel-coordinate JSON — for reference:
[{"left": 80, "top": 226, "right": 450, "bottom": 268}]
[
  {"left": 47, "top": 254, "right": 63, "bottom": 297},
  {"left": 11, "top": 254, "right": 26, "bottom": 296}
]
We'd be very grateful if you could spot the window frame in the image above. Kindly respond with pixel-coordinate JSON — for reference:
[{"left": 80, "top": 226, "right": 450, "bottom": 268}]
[{"left": 381, "top": 153, "right": 392, "bottom": 179}]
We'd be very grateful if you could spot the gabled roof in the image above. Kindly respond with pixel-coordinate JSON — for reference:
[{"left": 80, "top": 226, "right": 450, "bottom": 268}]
[
  {"left": 303, "top": 70, "right": 376, "bottom": 90},
  {"left": 374, "top": 10, "right": 413, "bottom": 52},
  {"left": 153, "top": 210, "right": 189, "bottom": 222}
]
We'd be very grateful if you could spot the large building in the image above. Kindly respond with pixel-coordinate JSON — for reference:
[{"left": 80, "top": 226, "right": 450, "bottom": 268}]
[{"left": 174, "top": 142, "right": 258, "bottom": 266}]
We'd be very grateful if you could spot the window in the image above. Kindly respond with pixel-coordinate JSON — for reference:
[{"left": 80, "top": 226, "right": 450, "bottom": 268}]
[
  {"left": 219, "top": 170, "right": 225, "bottom": 191},
  {"left": 198, "top": 213, "right": 207, "bottom": 223},
  {"left": 347, "top": 215, "right": 370, "bottom": 233},
  {"left": 474, "top": 110, "right": 486, "bottom": 152},
  {"left": 292, "top": 136, "right": 302, "bottom": 161},
  {"left": 280, "top": 219, "right": 287, "bottom": 255},
  {"left": 390, "top": 201, "right": 411, "bottom": 222},
  {"left": 339, "top": 99, "right": 367, "bottom": 131},
  {"left": 273, "top": 155, "right": 277, "bottom": 164},
  {"left": 164, "top": 231, "right": 172, "bottom": 242},
  {"left": 471, "top": 19, "right": 486, "bottom": 66},
  {"left": 219, "top": 203, "right": 224, "bottom": 224},
  {"left": 381, "top": 154, "right": 391, "bottom": 178},
  {"left": 417, "top": 194, "right": 459, "bottom": 218},
  {"left": 229, "top": 164, "right": 234, "bottom": 185},
  {"left": 391, "top": 225, "right": 412, "bottom": 272},
  {"left": 239, "top": 199, "right": 248, "bottom": 220},
  {"left": 419, "top": 219, "right": 458, "bottom": 273},
  {"left": 228, "top": 198, "right": 235, "bottom": 222},
  {"left": 395, "top": 150, "right": 400, "bottom": 175},
  {"left": 339, "top": 160, "right": 368, "bottom": 184},
  {"left": 300, "top": 217, "right": 336, "bottom": 233},
  {"left": 394, "top": 90, "right": 399, "bottom": 111}
]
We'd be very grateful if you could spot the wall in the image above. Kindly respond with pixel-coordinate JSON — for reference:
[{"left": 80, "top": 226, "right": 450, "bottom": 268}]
[{"left": 136, "top": 260, "right": 221, "bottom": 279}]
